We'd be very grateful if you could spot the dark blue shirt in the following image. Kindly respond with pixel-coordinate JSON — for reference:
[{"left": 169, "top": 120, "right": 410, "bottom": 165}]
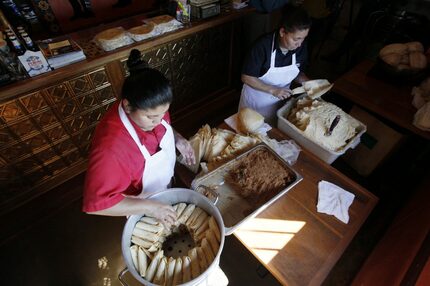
[
  {"left": 249, "top": 0, "right": 290, "bottom": 13},
  {"left": 242, "top": 32, "right": 308, "bottom": 78}
]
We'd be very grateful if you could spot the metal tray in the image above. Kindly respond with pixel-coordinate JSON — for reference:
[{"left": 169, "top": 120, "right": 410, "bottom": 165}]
[{"left": 191, "top": 143, "right": 303, "bottom": 235}]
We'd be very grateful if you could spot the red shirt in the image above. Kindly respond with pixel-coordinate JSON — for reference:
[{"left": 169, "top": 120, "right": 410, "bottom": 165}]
[{"left": 82, "top": 101, "right": 171, "bottom": 212}]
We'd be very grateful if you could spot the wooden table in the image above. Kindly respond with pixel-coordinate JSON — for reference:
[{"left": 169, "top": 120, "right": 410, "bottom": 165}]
[
  {"left": 332, "top": 60, "right": 430, "bottom": 140},
  {"left": 176, "top": 125, "right": 378, "bottom": 286}
]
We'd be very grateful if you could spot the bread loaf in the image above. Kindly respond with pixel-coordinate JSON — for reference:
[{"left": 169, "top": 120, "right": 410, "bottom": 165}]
[
  {"left": 94, "top": 27, "right": 134, "bottom": 51},
  {"left": 380, "top": 53, "right": 401, "bottom": 66},
  {"left": 379, "top": 43, "right": 408, "bottom": 57},
  {"left": 406, "top": 41, "right": 424, "bottom": 53},
  {"left": 128, "top": 23, "right": 155, "bottom": 41},
  {"left": 237, "top": 108, "right": 264, "bottom": 134},
  {"left": 379, "top": 42, "right": 427, "bottom": 71},
  {"left": 410, "top": 52, "right": 427, "bottom": 69}
]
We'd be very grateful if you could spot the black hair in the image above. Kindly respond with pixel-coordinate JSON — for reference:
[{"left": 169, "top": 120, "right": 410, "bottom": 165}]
[
  {"left": 281, "top": 5, "right": 311, "bottom": 33},
  {"left": 122, "top": 49, "right": 173, "bottom": 111}
]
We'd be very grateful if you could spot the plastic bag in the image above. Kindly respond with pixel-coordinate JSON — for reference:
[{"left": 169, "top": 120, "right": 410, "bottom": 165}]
[
  {"left": 273, "top": 140, "right": 301, "bottom": 165},
  {"left": 94, "top": 27, "right": 134, "bottom": 52},
  {"left": 261, "top": 137, "right": 301, "bottom": 165}
]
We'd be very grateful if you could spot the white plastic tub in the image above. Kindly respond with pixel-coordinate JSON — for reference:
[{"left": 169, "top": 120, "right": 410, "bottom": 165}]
[{"left": 276, "top": 96, "right": 366, "bottom": 164}]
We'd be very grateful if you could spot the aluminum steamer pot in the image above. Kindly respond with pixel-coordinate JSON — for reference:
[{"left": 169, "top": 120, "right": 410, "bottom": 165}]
[{"left": 121, "top": 188, "right": 225, "bottom": 286}]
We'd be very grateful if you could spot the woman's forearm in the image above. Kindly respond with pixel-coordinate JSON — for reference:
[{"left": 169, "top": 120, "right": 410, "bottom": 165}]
[
  {"left": 87, "top": 197, "right": 154, "bottom": 216},
  {"left": 242, "top": 74, "right": 292, "bottom": 99},
  {"left": 242, "top": 74, "right": 276, "bottom": 94},
  {"left": 173, "top": 128, "right": 195, "bottom": 165},
  {"left": 87, "top": 197, "right": 177, "bottom": 228}
]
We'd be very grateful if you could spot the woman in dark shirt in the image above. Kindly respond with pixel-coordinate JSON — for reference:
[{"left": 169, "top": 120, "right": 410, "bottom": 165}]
[{"left": 239, "top": 5, "right": 311, "bottom": 124}]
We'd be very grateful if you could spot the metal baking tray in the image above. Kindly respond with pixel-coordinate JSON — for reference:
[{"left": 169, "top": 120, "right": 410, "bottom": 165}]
[{"left": 191, "top": 143, "right": 303, "bottom": 235}]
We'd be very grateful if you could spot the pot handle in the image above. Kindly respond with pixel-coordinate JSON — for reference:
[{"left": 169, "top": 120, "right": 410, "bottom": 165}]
[
  {"left": 195, "top": 185, "right": 219, "bottom": 205},
  {"left": 118, "top": 267, "right": 130, "bottom": 286}
]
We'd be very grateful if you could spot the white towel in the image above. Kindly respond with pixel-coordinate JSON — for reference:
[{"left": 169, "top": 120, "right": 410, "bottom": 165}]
[
  {"left": 317, "top": 180, "right": 355, "bottom": 224},
  {"left": 413, "top": 101, "right": 430, "bottom": 131}
]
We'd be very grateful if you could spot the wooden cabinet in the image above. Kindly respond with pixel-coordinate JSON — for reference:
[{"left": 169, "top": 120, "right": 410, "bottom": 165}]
[{"left": 0, "top": 65, "right": 118, "bottom": 210}]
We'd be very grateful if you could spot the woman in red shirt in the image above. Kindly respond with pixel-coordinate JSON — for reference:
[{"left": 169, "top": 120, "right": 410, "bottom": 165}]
[{"left": 83, "top": 49, "right": 195, "bottom": 228}]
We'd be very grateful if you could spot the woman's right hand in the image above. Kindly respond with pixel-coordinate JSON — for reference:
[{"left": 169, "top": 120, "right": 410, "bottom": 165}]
[
  {"left": 143, "top": 200, "right": 177, "bottom": 229},
  {"left": 271, "top": 87, "right": 292, "bottom": 99}
]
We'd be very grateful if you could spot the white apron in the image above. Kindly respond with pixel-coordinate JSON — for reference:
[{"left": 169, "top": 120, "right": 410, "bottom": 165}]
[
  {"left": 239, "top": 34, "right": 300, "bottom": 125},
  {"left": 118, "top": 103, "right": 176, "bottom": 198}
]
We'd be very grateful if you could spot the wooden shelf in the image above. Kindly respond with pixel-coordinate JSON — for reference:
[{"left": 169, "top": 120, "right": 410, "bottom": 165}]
[{"left": 0, "top": 6, "right": 254, "bottom": 101}]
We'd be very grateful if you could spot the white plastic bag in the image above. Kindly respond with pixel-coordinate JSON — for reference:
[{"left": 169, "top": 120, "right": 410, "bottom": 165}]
[{"left": 261, "top": 137, "right": 301, "bottom": 165}]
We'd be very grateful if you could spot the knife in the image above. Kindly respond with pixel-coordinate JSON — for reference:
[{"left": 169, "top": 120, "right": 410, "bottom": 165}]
[{"left": 325, "top": 115, "right": 341, "bottom": 136}]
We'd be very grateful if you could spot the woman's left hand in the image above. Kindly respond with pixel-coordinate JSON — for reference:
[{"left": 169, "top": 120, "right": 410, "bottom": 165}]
[{"left": 175, "top": 135, "right": 196, "bottom": 165}]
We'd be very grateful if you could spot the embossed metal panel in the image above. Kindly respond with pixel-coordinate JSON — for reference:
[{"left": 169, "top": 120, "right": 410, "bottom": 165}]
[{"left": 0, "top": 66, "right": 117, "bottom": 210}]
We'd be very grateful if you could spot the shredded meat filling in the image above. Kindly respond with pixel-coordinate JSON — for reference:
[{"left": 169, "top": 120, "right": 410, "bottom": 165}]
[{"left": 228, "top": 149, "right": 295, "bottom": 204}]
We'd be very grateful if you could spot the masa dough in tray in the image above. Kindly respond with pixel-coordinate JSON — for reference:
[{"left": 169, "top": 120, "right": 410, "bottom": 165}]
[{"left": 288, "top": 98, "right": 363, "bottom": 152}]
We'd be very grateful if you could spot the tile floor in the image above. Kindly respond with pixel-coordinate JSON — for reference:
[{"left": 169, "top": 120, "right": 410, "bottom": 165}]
[{"left": 0, "top": 180, "right": 282, "bottom": 286}]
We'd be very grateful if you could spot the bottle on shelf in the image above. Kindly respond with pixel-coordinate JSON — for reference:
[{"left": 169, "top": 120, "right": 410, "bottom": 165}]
[
  {"left": 19, "top": 32, "right": 37, "bottom": 51},
  {"left": 0, "top": 31, "right": 27, "bottom": 82},
  {"left": 16, "top": 25, "right": 25, "bottom": 33},
  {"left": 16, "top": 26, "right": 38, "bottom": 52},
  {"left": 8, "top": 34, "right": 25, "bottom": 55},
  {"left": 6, "top": 31, "right": 15, "bottom": 40}
]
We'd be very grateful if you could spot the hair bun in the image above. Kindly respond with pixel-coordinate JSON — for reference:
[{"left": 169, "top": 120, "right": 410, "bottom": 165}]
[{"left": 127, "top": 49, "right": 149, "bottom": 72}]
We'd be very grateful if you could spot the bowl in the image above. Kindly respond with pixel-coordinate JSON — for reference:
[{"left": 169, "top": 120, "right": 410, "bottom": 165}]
[{"left": 121, "top": 188, "right": 225, "bottom": 286}]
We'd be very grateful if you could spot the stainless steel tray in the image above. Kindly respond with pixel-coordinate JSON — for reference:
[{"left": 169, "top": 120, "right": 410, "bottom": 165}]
[{"left": 191, "top": 143, "right": 303, "bottom": 235}]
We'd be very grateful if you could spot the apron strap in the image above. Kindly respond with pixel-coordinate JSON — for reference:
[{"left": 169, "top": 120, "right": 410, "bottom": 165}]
[
  {"left": 118, "top": 102, "right": 169, "bottom": 160},
  {"left": 118, "top": 102, "right": 142, "bottom": 149},
  {"left": 271, "top": 34, "right": 298, "bottom": 68},
  {"left": 270, "top": 33, "right": 298, "bottom": 69},
  {"left": 270, "top": 33, "right": 277, "bottom": 68},
  {"left": 160, "top": 120, "right": 170, "bottom": 130}
]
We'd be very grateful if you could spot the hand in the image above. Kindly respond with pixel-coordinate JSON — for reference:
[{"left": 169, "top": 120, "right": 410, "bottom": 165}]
[
  {"left": 271, "top": 87, "right": 292, "bottom": 100},
  {"left": 175, "top": 136, "right": 196, "bottom": 165},
  {"left": 143, "top": 200, "right": 177, "bottom": 229}
]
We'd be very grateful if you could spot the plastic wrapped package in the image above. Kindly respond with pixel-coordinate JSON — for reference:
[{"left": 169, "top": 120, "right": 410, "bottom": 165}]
[
  {"left": 260, "top": 137, "right": 301, "bottom": 166},
  {"left": 94, "top": 27, "right": 134, "bottom": 51},
  {"left": 127, "top": 23, "right": 156, "bottom": 42},
  {"left": 145, "top": 15, "right": 183, "bottom": 35}
]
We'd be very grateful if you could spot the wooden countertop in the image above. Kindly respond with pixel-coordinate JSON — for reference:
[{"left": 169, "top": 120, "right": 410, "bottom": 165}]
[
  {"left": 176, "top": 124, "right": 378, "bottom": 286},
  {"left": 332, "top": 60, "right": 430, "bottom": 140}
]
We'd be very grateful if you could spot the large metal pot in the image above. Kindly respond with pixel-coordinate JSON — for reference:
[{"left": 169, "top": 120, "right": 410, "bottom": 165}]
[{"left": 121, "top": 188, "right": 225, "bottom": 286}]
